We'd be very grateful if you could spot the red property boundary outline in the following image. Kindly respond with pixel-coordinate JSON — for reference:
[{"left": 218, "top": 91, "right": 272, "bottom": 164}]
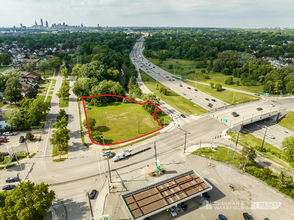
[{"left": 82, "top": 94, "right": 164, "bottom": 146}]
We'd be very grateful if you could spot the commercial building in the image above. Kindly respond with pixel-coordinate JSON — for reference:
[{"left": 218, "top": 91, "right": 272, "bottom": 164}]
[{"left": 120, "top": 170, "right": 212, "bottom": 220}]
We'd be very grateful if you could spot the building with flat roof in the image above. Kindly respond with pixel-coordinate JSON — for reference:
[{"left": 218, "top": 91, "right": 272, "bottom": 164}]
[{"left": 120, "top": 170, "right": 212, "bottom": 220}]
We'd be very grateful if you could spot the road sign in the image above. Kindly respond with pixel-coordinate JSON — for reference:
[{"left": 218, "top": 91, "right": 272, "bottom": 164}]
[
  {"left": 156, "top": 159, "right": 160, "bottom": 171},
  {"left": 265, "top": 93, "right": 269, "bottom": 96},
  {"left": 102, "top": 215, "right": 109, "bottom": 220},
  {"left": 223, "top": 119, "right": 227, "bottom": 123},
  {"left": 95, "top": 135, "right": 100, "bottom": 137}
]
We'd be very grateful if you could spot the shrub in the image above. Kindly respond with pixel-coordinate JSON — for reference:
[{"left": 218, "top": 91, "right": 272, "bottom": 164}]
[
  {"left": 25, "top": 131, "right": 34, "bottom": 141},
  {"left": 161, "top": 169, "right": 166, "bottom": 173},
  {"left": 152, "top": 172, "right": 156, "bottom": 176},
  {"left": 204, "top": 74, "right": 210, "bottom": 79}
]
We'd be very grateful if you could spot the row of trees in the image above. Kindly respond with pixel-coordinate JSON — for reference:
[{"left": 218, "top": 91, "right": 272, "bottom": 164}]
[{"left": 0, "top": 53, "right": 12, "bottom": 66}]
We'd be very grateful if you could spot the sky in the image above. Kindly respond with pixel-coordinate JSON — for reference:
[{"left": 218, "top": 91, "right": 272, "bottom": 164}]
[{"left": 1, "top": 0, "right": 293, "bottom": 28}]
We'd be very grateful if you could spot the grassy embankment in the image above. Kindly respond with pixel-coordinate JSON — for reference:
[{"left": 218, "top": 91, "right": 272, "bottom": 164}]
[{"left": 278, "top": 111, "right": 294, "bottom": 132}]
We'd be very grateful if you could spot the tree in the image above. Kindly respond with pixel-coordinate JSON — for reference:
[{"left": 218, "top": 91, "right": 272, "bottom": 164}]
[
  {"left": 52, "top": 116, "right": 68, "bottom": 129},
  {"left": 286, "top": 81, "right": 294, "bottom": 93},
  {"left": 240, "top": 146, "right": 257, "bottom": 163},
  {"left": 281, "top": 136, "right": 294, "bottom": 161},
  {"left": 142, "top": 93, "right": 160, "bottom": 114},
  {"left": 22, "top": 98, "right": 50, "bottom": 126},
  {"left": 25, "top": 131, "right": 34, "bottom": 141},
  {"left": 0, "top": 180, "right": 55, "bottom": 220},
  {"left": 71, "top": 64, "right": 82, "bottom": 78},
  {"left": 0, "top": 152, "right": 3, "bottom": 163},
  {"left": 56, "top": 84, "right": 70, "bottom": 99},
  {"left": 56, "top": 109, "right": 67, "bottom": 122},
  {"left": 4, "top": 77, "right": 23, "bottom": 104},
  {"left": 215, "top": 83, "right": 222, "bottom": 92},
  {"left": 26, "top": 87, "right": 38, "bottom": 99},
  {"left": 0, "top": 53, "right": 12, "bottom": 66},
  {"left": 50, "top": 127, "right": 70, "bottom": 150},
  {"left": 61, "top": 66, "right": 69, "bottom": 78},
  {"left": 201, "top": 69, "right": 206, "bottom": 74},
  {"left": 278, "top": 170, "right": 293, "bottom": 188},
  {"left": 225, "top": 76, "right": 234, "bottom": 85},
  {"left": 24, "top": 62, "right": 36, "bottom": 72},
  {"left": 209, "top": 82, "right": 214, "bottom": 88},
  {"left": 4, "top": 109, "right": 21, "bottom": 127},
  {"left": 49, "top": 57, "right": 62, "bottom": 70},
  {"left": 87, "top": 117, "right": 96, "bottom": 130},
  {"left": 168, "top": 64, "right": 173, "bottom": 69},
  {"left": 36, "top": 60, "right": 49, "bottom": 75}
]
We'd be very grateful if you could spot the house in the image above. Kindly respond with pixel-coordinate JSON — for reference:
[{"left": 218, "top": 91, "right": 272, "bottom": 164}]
[{"left": 24, "top": 72, "right": 42, "bottom": 83}]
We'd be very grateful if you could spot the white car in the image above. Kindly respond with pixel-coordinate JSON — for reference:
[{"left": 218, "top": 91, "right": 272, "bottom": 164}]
[
  {"left": 2, "top": 131, "right": 14, "bottom": 136},
  {"left": 102, "top": 150, "right": 111, "bottom": 156},
  {"left": 270, "top": 104, "right": 275, "bottom": 107},
  {"left": 168, "top": 207, "right": 177, "bottom": 217},
  {"left": 266, "top": 134, "right": 275, "bottom": 139},
  {"left": 121, "top": 149, "right": 131, "bottom": 154}
]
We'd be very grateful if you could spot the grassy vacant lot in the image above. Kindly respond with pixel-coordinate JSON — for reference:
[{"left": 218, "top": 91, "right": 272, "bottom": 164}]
[
  {"left": 184, "top": 81, "right": 261, "bottom": 105},
  {"left": 36, "top": 69, "right": 55, "bottom": 77},
  {"left": 148, "top": 58, "right": 265, "bottom": 95},
  {"left": 192, "top": 147, "right": 241, "bottom": 167},
  {"left": 140, "top": 71, "right": 208, "bottom": 115},
  {"left": 0, "top": 66, "right": 11, "bottom": 73},
  {"left": 278, "top": 111, "right": 294, "bottom": 132},
  {"left": 85, "top": 102, "right": 160, "bottom": 144}
]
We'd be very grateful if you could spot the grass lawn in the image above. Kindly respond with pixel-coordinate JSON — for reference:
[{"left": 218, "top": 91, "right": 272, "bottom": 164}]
[
  {"left": 278, "top": 111, "right": 294, "bottom": 132},
  {"left": 6, "top": 104, "right": 20, "bottom": 109},
  {"left": 140, "top": 70, "right": 208, "bottom": 115},
  {"left": 46, "top": 96, "right": 52, "bottom": 104},
  {"left": 0, "top": 100, "right": 6, "bottom": 108},
  {"left": 36, "top": 69, "right": 55, "bottom": 77},
  {"left": 192, "top": 146, "right": 242, "bottom": 167},
  {"left": 148, "top": 58, "right": 265, "bottom": 95},
  {"left": 0, "top": 66, "right": 11, "bottom": 73},
  {"left": 184, "top": 81, "right": 261, "bottom": 105},
  {"left": 228, "top": 130, "right": 294, "bottom": 172},
  {"left": 59, "top": 98, "right": 69, "bottom": 108},
  {"left": 49, "top": 91, "right": 53, "bottom": 95},
  {"left": 52, "top": 144, "right": 68, "bottom": 157},
  {"left": 37, "top": 95, "right": 45, "bottom": 102},
  {"left": 85, "top": 102, "right": 160, "bottom": 144}
]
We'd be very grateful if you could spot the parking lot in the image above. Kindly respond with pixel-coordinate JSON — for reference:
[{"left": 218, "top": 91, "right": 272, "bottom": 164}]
[{"left": 103, "top": 149, "right": 294, "bottom": 220}]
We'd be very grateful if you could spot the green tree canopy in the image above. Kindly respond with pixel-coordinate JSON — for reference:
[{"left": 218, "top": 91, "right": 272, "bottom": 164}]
[
  {"left": 36, "top": 60, "right": 49, "bottom": 75},
  {"left": 4, "top": 109, "right": 21, "bottom": 127},
  {"left": 281, "top": 136, "right": 294, "bottom": 162},
  {"left": 142, "top": 93, "right": 160, "bottom": 114},
  {"left": 4, "top": 77, "right": 23, "bottom": 104}
]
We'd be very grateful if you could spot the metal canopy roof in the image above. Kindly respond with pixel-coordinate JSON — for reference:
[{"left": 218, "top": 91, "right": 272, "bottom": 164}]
[{"left": 120, "top": 170, "right": 212, "bottom": 220}]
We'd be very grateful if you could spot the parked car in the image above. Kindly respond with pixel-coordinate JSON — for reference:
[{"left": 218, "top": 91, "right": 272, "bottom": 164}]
[
  {"left": 89, "top": 189, "right": 97, "bottom": 199},
  {"left": 168, "top": 207, "right": 177, "bottom": 217},
  {"left": 256, "top": 107, "right": 263, "bottom": 111},
  {"left": 107, "top": 152, "right": 116, "bottom": 158},
  {"left": 203, "top": 192, "right": 211, "bottom": 201},
  {"left": 6, "top": 177, "right": 19, "bottom": 183},
  {"left": 2, "top": 152, "right": 9, "bottom": 156},
  {"left": 102, "top": 150, "right": 111, "bottom": 156},
  {"left": 2, "top": 131, "right": 14, "bottom": 136},
  {"left": 2, "top": 185, "right": 16, "bottom": 190},
  {"left": 0, "top": 138, "right": 7, "bottom": 143},
  {"left": 180, "top": 114, "right": 186, "bottom": 118},
  {"left": 179, "top": 202, "right": 187, "bottom": 211},
  {"left": 218, "top": 214, "right": 226, "bottom": 220},
  {"left": 243, "top": 213, "right": 253, "bottom": 220},
  {"left": 0, "top": 136, "right": 7, "bottom": 140},
  {"left": 19, "top": 136, "right": 24, "bottom": 143}
]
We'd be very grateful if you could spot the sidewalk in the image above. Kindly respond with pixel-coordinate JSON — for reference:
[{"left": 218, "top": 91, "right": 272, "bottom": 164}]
[{"left": 93, "top": 182, "right": 109, "bottom": 220}]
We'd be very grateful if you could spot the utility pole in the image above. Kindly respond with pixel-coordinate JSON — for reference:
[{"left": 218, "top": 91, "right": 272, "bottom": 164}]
[
  {"left": 261, "top": 126, "right": 268, "bottom": 151},
  {"left": 24, "top": 140, "right": 30, "bottom": 157},
  {"left": 233, "top": 132, "right": 240, "bottom": 159},
  {"left": 184, "top": 132, "right": 187, "bottom": 153},
  {"left": 154, "top": 142, "right": 157, "bottom": 165},
  {"left": 107, "top": 156, "right": 112, "bottom": 183},
  {"left": 87, "top": 192, "right": 94, "bottom": 220}
]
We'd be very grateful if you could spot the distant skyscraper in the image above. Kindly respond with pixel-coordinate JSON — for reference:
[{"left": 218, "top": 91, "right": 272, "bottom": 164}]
[
  {"left": 46, "top": 21, "right": 48, "bottom": 28},
  {"left": 97, "top": 24, "right": 99, "bottom": 28},
  {"left": 35, "top": 20, "right": 37, "bottom": 26},
  {"left": 81, "top": 23, "right": 83, "bottom": 27},
  {"left": 20, "top": 24, "right": 22, "bottom": 28},
  {"left": 40, "top": 18, "right": 43, "bottom": 27},
  {"left": 63, "top": 22, "right": 65, "bottom": 26}
]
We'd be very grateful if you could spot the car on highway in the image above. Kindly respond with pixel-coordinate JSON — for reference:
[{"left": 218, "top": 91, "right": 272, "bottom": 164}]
[
  {"left": 89, "top": 189, "right": 97, "bottom": 199},
  {"left": 168, "top": 79, "right": 171, "bottom": 81},
  {"left": 122, "top": 149, "right": 131, "bottom": 154},
  {"left": 2, "top": 185, "right": 16, "bottom": 190},
  {"left": 211, "top": 99, "right": 216, "bottom": 102},
  {"left": 208, "top": 103, "right": 213, "bottom": 107},
  {"left": 256, "top": 107, "right": 263, "bottom": 111},
  {"left": 182, "top": 93, "right": 186, "bottom": 95},
  {"left": 153, "top": 66, "right": 155, "bottom": 68},
  {"left": 179, "top": 202, "right": 187, "bottom": 211},
  {"left": 194, "top": 88, "right": 198, "bottom": 91},
  {"left": 107, "top": 152, "right": 116, "bottom": 158},
  {"left": 102, "top": 150, "right": 111, "bottom": 156},
  {"left": 19, "top": 136, "right": 25, "bottom": 143},
  {"left": 231, "top": 112, "right": 239, "bottom": 117},
  {"left": 172, "top": 79, "right": 175, "bottom": 81},
  {"left": 168, "top": 207, "right": 177, "bottom": 217},
  {"left": 179, "top": 84, "right": 183, "bottom": 87},
  {"left": 243, "top": 212, "right": 253, "bottom": 220},
  {"left": 6, "top": 177, "right": 19, "bottom": 183},
  {"left": 166, "top": 76, "right": 169, "bottom": 78},
  {"left": 270, "top": 104, "right": 275, "bottom": 107},
  {"left": 205, "top": 98, "right": 209, "bottom": 101},
  {"left": 187, "top": 87, "right": 191, "bottom": 89},
  {"left": 2, "top": 131, "right": 14, "bottom": 136},
  {"left": 193, "top": 95, "right": 197, "bottom": 98},
  {"left": 266, "top": 134, "right": 275, "bottom": 139},
  {"left": 218, "top": 214, "right": 226, "bottom": 220},
  {"left": 180, "top": 114, "right": 186, "bottom": 118}
]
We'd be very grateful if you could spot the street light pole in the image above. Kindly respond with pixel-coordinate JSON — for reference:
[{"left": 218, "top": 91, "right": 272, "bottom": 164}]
[
  {"left": 107, "top": 156, "right": 112, "bottom": 183},
  {"left": 261, "top": 126, "right": 268, "bottom": 151},
  {"left": 154, "top": 142, "right": 157, "bottom": 165}
]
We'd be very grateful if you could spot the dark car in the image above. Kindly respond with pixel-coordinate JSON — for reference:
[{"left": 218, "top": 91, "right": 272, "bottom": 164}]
[
  {"left": 89, "top": 189, "right": 97, "bottom": 199},
  {"left": 231, "top": 112, "right": 239, "bottom": 117},
  {"left": 180, "top": 114, "right": 186, "bottom": 118},
  {"left": 205, "top": 98, "right": 209, "bottom": 101},
  {"left": 107, "top": 152, "right": 116, "bottom": 158},
  {"left": 179, "top": 202, "right": 187, "bottom": 211},
  {"left": 211, "top": 99, "right": 216, "bottom": 102},
  {"left": 194, "top": 88, "right": 198, "bottom": 91},
  {"left": 2, "top": 185, "right": 16, "bottom": 190},
  {"left": 6, "top": 177, "right": 19, "bottom": 183},
  {"left": 208, "top": 103, "right": 213, "bottom": 107},
  {"left": 19, "top": 136, "right": 24, "bottom": 143},
  {"left": 180, "top": 84, "right": 183, "bottom": 87},
  {"left": 218, "top": 214, "right": 226, "bottom": 220},
  {"left": 203, "top": 192, "right": 211, "bottom": 200},
  {"left": 243, "top": 213, "right": 253, "bottom": 220},
  {"left": 256, "top": 107, "right": 263, "bottom": 111},
  {"left": 255, "top": 93, "right": 260, "bottom": 96}
]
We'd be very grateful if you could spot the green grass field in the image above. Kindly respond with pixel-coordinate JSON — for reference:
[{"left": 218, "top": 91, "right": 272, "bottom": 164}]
[
  {"left": 140, "top": 70, "right": 208, "bottom": 115},
  {"left": 184, "top": 81, "right": 261, "bottom": 105},
  {"left": 0, "top": 66, "right": 11, "bottom": 73},
  {"left": 85, "top": 102, "right": 160, "bottom": 144},
  {"left": 46, "top": 95, "right": 52, "bottom": 104},
  {"left": 59, "top": 98, "right": 69, "bottom": 108},
  {"left": 36, "top": 69, "right": 55, "bottom": 77},
  {"left": 0, "top": 100, "right": 6, "bottom": 108},
  {"left": 148, "top": 58, "right": 265, "bottom": 95},
  {"left": 278, "top": 111, "right": 294, "bottom": 132}
]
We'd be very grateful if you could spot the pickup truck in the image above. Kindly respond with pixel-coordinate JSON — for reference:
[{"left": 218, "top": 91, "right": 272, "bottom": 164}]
[{"left": 112, "top": 153, "right": 125, "bottom": 162}]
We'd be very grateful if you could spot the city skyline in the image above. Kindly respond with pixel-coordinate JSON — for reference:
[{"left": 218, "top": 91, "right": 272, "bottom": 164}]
[{"left": 1, "top": 0, "right": 294, "bottom": 28}]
